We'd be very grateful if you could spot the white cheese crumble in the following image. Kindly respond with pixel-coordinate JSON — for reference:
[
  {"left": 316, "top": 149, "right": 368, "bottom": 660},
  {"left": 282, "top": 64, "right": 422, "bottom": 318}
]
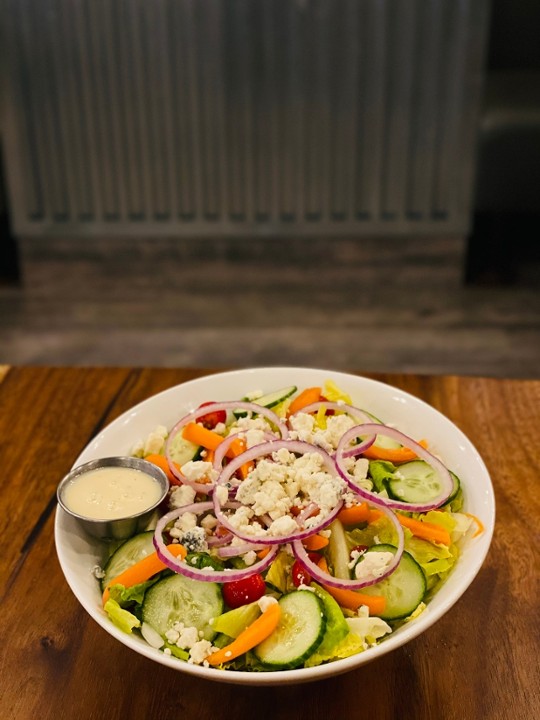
[
  {"left": 352, "top": 551, "right": 394, "bottom": 581},
  {"left": 169, "top": 484, "right": 197, "bottom": 508},
  {"left": 180, "top": 460, "right": 218, "bottom": 485},
  {"left": 258, "top": 595, "right": 279, "bottom": 613},
  {"left": 225, "top": 448, "right": 346, "bottom": 538}
]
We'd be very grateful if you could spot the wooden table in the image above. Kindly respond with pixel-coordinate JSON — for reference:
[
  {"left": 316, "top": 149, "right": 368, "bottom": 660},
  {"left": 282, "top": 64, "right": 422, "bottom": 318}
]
[{"left": 0, "top": 367, "right": 538, "bottom": 720}]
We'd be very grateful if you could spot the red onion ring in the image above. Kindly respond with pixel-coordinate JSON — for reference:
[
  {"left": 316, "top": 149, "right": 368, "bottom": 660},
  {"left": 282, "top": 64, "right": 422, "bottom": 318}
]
[
  {"left": 212, "top": 430, "right": 279, "bottom": 477},
  {"left": 212, "top": 439, "right": 344, "bottom": 545},
  {"left": 165, "top": 401, "right": 289, "bottom": 491},
  {"left": 153, "top": 502, "right": 279, "bottom": 582},
  {"left": 335, "top": 423, "right": 454, "bottom": 512},
  {"left": 292, "top": 500, "right": 405, "bottom": 589},
  {"left": 217, "top": 542, "right": 267, "bottom": 558}
]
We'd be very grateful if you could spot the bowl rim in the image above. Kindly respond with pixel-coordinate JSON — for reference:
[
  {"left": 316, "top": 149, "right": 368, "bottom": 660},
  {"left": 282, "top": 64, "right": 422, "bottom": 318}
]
[{"left": 54, "top": 366, "right": 496, "bottom": 685}]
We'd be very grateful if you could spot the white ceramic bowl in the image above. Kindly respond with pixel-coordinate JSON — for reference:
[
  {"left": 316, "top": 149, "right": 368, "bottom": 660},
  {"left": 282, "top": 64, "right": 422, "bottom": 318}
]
[{"left": 55, "top": 367, "right": 495, "bottom": 686}]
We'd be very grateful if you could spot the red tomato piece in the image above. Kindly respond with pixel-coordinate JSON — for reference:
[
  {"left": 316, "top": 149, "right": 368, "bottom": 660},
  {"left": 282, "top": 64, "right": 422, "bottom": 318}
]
[
  {"left": 197, "top": 401, "right": 227, "bottom": 430},
  {"left": 291, "top": 560, "right": 311, "bottom": 588},
  {"left": 291, "top": 554, "right": 321, "bottom": 588},
  {"left": 222, "top": 574, "right": 266, "bottom": 608}
]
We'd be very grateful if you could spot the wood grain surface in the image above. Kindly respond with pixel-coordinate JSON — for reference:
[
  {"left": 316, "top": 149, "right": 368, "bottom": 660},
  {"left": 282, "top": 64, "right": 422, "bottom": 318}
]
[{"left": 0, "top": 367, "right": 538, "bottom": 720}]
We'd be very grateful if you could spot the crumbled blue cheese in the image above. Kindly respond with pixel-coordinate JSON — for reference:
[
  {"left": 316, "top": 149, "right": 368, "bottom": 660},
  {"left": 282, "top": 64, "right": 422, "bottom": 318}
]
[
  {"left": 169, "top": 484, "right": 197, "bottom": 508},
  {"left": 258, "top": 595, "right": 279, "bottom": 613},
  {"left": 165, "top": 621, "right": 217, "bottom": 665},
  {"left": 243, "top": 550, "right": 257, "bottom": 566},
  {"left": 131, "top": 425, "right": 168, "bottom": 457},
  {"left": 170, "top": 526, "right": 208, "bottom": 553},
  {"left": 353, "top": 551, "right": 394, "bottom": 581},
  {"left": 288, "top": 412, "right": 356, "bottom": 453},
  {"left": 346, "top": 616, "right": 392, "bottom": 647},
  {"left": 180, "top": 460, "right": 219, "bottom": 485},
  {"left": 226, "top": 448, "right": 345, "bottom": 538}
]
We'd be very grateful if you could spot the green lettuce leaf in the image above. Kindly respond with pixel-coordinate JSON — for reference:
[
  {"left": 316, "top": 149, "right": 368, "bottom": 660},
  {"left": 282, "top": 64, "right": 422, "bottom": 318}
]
[
  {"left": 265, "top": 550, "right": 294, "bottom": 593},
  {"left": 104, "top": 598, "right": 141, "bottom": 634},
  {"left": 311, "top": 583, "right": 350, "bottom": 655},
  {"left": 303, "top": 630, "right": 364, "bottom": 667}
]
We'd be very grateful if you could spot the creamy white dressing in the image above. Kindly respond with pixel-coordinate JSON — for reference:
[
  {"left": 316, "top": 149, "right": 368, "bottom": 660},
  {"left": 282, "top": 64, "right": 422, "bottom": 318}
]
[{"left": 62, "top": 466, "right": 162, "bottom": 520}]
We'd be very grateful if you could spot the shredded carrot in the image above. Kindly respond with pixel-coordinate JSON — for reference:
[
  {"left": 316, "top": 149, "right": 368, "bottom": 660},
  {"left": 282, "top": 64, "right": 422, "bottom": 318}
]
[
  {"left": 339, "top": 502, "right": 451, "bottom": 545},
  {"left": 144, "top": 453, "right": 181, "bottom": 485},
  {"left": 181, "top": 422, "right": 252, "bottom": 473},
  {"left": 337, "top": 503, "right": 371, "bottom": 525},
  {"left": 316, "top": 557, "right": 386, "bottom": 616},
  {"left": 101, "top": 544, "right": 187, "bottom": 606},
  {"left": 395, "top": 514, "right": 451, "bottom": 545},
  {"left": 287, "top": 387, "right": 322, "bottom": 416},
  {"left": 232, "top": 436, "right": 254, "bottom": 479},
  {"left": 464, "top": 512, "right": 485, "bottom": 537},
  {"left": 182, "top": 422, "right": 228, "bottom": 453},
  {"left": 361, "top": 439, "right": 429, "bottom": 462},
  {"left": 256, "top": 547, "right": 271, "bottom": 560},
  {"left": 302, "top": 534, "right": 329, "bottom": 551},
  {"left": 206, "top": 601, "right": 281, "bottom": 666}
]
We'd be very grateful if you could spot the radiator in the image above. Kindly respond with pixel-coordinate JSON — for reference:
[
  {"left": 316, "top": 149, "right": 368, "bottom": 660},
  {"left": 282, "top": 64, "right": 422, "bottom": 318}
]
[{"left": 2, "top": 0, "right": 489, "bottom": 237}]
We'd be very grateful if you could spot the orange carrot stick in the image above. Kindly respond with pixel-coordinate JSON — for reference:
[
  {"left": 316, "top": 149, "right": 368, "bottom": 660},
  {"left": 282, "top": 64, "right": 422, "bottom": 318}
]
[
  {"left": 361, "top": 439, "right": 428, "bottom": 462},
  {"left": 144, "top": 453, "right": 182, "bottom": 485},
  {"left": 182, "top": 422, "right": 227, "bottom": 453},
  {"left": 346, "top": 505, "right": 452, "bottom": 546},
  {"left": 206, "top": 602, "right": 281, "bottom": 666},
  {"left": 337, "top": 503, "right": 371, "bottom": 525},
  {"left": 182, "top": 423, "right": 249, "bottom": 461},
  {"left": 317, "top": 557, "right": 386, "bottom": 616},
  {"left": 302, "top": 533, "right": 330, "bottom": 551},
  {"left": 287, "top": 387, "right": 322, "bottom": 416},
  {"left": 102, "top": 544, "right": 187, "bottom": 605},
  {"left": 464, "top": 512, "right": 485, "bottom": 537}
]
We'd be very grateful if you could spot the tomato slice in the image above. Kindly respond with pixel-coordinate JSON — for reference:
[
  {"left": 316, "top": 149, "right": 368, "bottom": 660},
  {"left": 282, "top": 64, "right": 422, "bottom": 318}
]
[
  {"left": 197, "top": 401, "right": 227, "bottom": 430},
  {"left": 222, "top": 574, "right": 266, "bottom": 608}
]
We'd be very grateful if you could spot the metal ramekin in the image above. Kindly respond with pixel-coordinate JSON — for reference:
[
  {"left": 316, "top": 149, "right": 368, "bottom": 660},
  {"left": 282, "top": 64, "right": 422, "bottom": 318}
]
[{"left": 56, "top": 456, "right": 169, "bottom": 541}]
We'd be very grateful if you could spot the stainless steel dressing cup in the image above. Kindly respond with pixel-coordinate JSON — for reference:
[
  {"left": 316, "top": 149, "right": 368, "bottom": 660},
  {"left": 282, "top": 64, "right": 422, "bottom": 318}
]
[{"left": 56, "top": 456, "right": 169, "bottom": 541}]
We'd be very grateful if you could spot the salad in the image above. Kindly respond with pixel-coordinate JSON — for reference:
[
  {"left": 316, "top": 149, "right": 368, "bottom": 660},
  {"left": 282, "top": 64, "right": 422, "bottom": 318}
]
[{"left": 96, "top": 380, "right": 480, "bottom": 672}]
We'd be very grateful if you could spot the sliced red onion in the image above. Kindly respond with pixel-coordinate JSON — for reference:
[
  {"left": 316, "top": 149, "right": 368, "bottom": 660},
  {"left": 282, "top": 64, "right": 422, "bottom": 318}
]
[
  {"left": 153, "top": 502, "right": 279, "bottom": 582},
  {"left": 212, "top": 439, "right": 344, "bottom": 545},
  {"left": 335, "top": 423, "right": 454, "bottom": 512},
  {"left": 212, "top": 430, "right": 279, "bottom": 476},
  {"left": 207, "top": 531, "right": 234, "bottom": 548},
  {"left": 217, "top": 542, "right": 267, "bottom": 558},
  {"left": 165, "top": 401, "right": 289, "bottom": 490},
  {"left": 292, "top": 500, "right": 405, "bottom": 590}
]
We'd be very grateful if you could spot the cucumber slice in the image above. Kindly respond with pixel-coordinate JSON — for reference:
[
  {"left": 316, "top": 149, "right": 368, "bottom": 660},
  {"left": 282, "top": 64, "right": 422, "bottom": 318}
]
[
  {"left": 357, "top": 544, "right": 426, "bottom": 620},
  {"left": 444, "top": 471, "right": 461, "bottom": 506},
  {"left": 386, "top": 460, "right": 446, "bottom": 505},
  {"left": 254, "top": 591, "right": 326, "bottom": 669},
  {"left": 167, "top": 434, "right": 202, "bottom": 466},
  {"left": 101, "top": 531, "right": 156, "bottom": 591},
  {"left": 234, "top": 386, "right": 297, "bottom": 418},
  {"left": 142, "top": 574, "right": 223, "bottom": 641}
]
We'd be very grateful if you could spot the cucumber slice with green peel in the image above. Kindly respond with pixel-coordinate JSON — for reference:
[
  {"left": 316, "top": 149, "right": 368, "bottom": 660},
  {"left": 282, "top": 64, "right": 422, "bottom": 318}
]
[
  {"left": 234, "top": 386, "right": 297, "bottom": 418},
  {"left": 253, "top": 591, "right": 326, "bottom": 669},
  {"left": 386, "top": 460, "right": 447, "bottom": 505},
  {"left": 101, "top": 531, "right": 156, "bottom": 591},
  {"left": 141, "top": 574, "right": 223, "bottom": 641},
  {"left": 444, "top": 471, "right": 461, "bottom": 506},
  {"left": 356, "top": 544, "right": 426, "bottom": 620},
  {"left": 167, "top": 434, "right": 202, "bottom": 466}
]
